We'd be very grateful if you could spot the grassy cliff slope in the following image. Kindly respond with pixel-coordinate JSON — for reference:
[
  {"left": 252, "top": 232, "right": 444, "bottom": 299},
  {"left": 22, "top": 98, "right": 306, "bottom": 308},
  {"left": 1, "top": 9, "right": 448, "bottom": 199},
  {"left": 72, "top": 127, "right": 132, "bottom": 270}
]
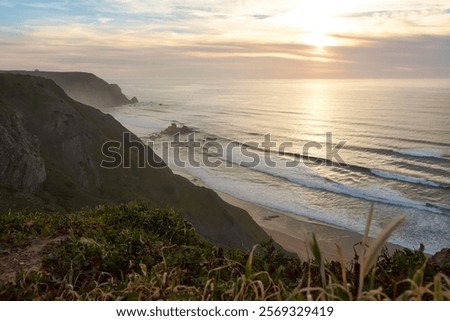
[
  {"left": 0, "top": 204, "right": 448, "bottom": 300},
  {"left": 0, "top": 73, "right": 267, "bottom": 249}
]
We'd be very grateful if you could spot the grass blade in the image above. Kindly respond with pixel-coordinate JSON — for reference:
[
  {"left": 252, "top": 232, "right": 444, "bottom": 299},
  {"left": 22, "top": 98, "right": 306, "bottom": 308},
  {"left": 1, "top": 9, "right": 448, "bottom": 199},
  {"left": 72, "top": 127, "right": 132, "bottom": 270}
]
[{"left": 361, "top": 215, "right": 405, "bottom": 279}]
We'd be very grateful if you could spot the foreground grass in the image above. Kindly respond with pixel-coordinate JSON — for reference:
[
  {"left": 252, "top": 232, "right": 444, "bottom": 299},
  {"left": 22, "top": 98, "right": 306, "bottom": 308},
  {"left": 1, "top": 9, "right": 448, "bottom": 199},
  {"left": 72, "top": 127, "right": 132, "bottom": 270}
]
[{"left": 0, "top": 204, "right": 448, "bottom": 300}]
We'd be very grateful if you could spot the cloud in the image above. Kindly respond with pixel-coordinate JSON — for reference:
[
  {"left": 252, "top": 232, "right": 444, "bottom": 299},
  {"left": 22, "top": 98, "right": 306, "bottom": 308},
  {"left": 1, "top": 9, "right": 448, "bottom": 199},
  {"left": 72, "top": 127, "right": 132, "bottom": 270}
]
[
  {"left": 21, "top": 1, "right": 70, "bottom": 10},
  {"left": 252, "top": 15, "right": 271, "bottom": 20},
  {"left": 3, "top": 1, "right": 449, "bottom": 45},
  {"left": 97, "top": 17, "right": 113, "bottom": 24},
  {"left": 331, "top": 35, "right": 450, "bottom": 77},
  {"left": 0, "top": 1, "right": 449, "bottom": 78},
  {"left": 105, "top": 0, "right": 296, "bottom": 16}
]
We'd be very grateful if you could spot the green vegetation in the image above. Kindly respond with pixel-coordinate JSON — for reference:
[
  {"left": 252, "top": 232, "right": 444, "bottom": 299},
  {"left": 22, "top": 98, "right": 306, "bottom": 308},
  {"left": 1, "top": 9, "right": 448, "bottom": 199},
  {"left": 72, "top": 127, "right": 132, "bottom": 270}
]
[{"left": 0, "top": 203, "right": 448, "bottom": 300}]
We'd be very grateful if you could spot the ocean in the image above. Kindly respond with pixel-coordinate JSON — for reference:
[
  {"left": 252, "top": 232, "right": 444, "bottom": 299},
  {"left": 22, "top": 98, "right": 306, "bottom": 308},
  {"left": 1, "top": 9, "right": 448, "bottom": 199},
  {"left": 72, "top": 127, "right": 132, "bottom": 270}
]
[{"left": 106, "top": 78, "right": 450, "bottom": 254}]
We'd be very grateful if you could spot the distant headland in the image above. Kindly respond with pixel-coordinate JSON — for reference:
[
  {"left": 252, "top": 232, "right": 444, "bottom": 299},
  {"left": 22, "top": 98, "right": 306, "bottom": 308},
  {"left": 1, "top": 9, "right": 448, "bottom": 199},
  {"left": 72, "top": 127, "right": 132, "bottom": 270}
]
[{"left": 0, "top": 70, "right": 138, "bottom": 108}]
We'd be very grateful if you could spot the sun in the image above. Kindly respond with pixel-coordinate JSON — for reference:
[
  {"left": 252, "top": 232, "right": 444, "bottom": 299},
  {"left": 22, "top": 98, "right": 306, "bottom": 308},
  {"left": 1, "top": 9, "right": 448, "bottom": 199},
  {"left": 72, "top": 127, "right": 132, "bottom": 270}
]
[
  {"left": 299, "top": 33, "right": 337, "bottom": 48},
  {"left": 277, "top": 1, "right": 348, "bottom": 48}
]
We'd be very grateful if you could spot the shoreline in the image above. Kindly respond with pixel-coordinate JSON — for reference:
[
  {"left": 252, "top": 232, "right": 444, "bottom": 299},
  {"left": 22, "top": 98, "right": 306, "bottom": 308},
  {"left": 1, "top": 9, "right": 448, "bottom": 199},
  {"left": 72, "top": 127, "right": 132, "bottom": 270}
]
[
  {"left": 218, "top": 192, "right": 405, "bottom": 262},
  {"left": 167, "top": 167, "right": 406, "bottom": 262}
]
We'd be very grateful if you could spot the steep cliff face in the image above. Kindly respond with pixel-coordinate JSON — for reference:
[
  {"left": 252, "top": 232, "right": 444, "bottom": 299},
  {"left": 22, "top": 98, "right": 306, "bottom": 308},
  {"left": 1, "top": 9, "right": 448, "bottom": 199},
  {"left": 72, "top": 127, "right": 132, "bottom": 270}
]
[
  {"left": 0, "top": 105, "right": 46, "bottom": 192},
  {"left": 0, "top": 74, "right": 267, "bottom": 250},
  {"left": 1, "top": 71, "right": 137, "bottom": 108}
]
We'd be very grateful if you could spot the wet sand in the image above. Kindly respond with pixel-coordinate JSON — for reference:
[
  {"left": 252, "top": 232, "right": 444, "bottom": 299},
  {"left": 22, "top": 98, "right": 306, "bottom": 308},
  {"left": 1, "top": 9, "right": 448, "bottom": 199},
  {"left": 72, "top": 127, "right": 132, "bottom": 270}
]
[{"left": 219, "top": 192, "right": 405, "bottom": 262}]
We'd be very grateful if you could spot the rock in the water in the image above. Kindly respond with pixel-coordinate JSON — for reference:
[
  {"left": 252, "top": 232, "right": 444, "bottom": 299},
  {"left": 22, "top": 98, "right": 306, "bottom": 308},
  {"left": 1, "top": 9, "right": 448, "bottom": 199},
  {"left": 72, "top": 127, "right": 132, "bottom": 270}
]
[{"left": 161, "top": 123, "right": 194, "bottom": 135}]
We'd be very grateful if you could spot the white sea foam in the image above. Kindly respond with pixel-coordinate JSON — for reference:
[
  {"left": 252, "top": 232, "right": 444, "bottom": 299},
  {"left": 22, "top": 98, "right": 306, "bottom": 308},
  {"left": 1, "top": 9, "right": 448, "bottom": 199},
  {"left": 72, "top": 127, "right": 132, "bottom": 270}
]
[
  {"left": 370, "top": 169, "right": 445, "bottom": 188},
  {"left": 177, "top": 163, "right": 447, "bottom": 254},
  {"left": 220, "top": 147, "right": 445, "bottom": 214},
  {"left": 395, "top": 148, "right": 444, "bottom": 158}
]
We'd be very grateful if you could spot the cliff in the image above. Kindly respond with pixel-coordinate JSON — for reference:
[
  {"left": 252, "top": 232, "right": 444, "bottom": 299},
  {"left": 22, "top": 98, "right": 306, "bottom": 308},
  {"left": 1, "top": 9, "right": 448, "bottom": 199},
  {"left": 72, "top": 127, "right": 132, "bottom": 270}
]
[
  {"left": 0, "top": 71, "right": 137, "bottom": 108},
  {"left": 0, "top": 73, "right": 267, "bottom": 249}
]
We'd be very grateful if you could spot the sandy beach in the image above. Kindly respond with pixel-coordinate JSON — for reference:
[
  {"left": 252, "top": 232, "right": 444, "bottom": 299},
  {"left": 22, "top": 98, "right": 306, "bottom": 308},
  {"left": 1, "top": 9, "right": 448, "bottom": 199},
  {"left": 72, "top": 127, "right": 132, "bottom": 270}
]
[{"left": 219, "top": 192, "right": 405, "bottom": 262}]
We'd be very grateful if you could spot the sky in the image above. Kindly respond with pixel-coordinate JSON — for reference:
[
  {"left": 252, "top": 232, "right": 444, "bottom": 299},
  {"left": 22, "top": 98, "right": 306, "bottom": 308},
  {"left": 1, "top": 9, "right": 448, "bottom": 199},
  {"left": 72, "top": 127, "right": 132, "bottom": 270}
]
[{"left": 0, "top": 0, "right": 449, "bottom": 79}]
